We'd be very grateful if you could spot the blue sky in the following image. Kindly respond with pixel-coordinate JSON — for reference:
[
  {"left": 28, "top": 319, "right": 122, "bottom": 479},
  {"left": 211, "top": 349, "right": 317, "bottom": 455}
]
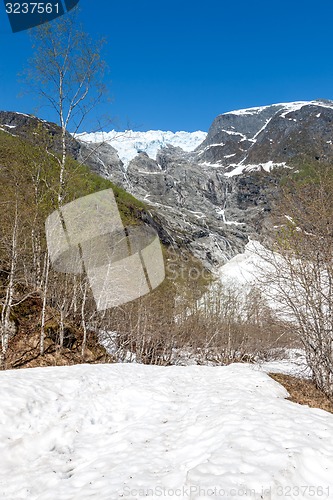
[{"left": 1, "top": 0, "right": 333, "bottom": 132}]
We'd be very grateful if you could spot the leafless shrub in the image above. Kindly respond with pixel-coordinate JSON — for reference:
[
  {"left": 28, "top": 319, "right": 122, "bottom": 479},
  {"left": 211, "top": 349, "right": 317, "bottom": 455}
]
[{"left": 253, "top": 164, "right": 333, "bottom": 400}]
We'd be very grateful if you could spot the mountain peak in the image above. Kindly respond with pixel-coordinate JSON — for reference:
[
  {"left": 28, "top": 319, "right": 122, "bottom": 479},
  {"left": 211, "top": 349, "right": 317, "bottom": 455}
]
[
  {"left": 223, "top": 99, "right": 333, "bottom": 117},
  {"left": 196, "top": 99, "right": 333, "bottom": 172}
]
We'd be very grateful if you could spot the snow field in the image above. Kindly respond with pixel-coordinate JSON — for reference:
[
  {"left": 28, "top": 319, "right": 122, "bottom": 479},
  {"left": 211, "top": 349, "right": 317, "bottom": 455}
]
[
  {"left": 76, "top": 130, "right": 207, "bottom": 167},
  {"left": 0, "top": 363, "right": 332, "bottom": 499}
]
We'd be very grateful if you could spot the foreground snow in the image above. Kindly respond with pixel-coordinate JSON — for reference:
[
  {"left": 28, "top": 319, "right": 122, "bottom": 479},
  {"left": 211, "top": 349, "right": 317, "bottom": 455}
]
[
  {"left": 76, "top": 130, "right": 207, "bottom": 167},
  {"left": 0, "top": 364, "right": 332, "bottom": 499}
]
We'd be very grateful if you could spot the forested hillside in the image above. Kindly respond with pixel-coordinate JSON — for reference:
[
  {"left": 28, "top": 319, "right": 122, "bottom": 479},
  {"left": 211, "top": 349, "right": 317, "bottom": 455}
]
[{"left": 0, "top": 127, "right": 150, "bottom": 368}]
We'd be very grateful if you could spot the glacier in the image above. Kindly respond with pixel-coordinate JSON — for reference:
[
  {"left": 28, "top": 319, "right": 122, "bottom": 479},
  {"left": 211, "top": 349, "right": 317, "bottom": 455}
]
[{"left": 76, "top": 129, "right": 207, "bottom": 167}]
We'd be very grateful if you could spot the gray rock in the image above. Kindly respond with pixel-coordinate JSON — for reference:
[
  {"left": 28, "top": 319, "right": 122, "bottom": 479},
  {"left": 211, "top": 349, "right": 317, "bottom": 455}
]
[{"left": 78, "top": 141, "right": 126, "bottom": 184}]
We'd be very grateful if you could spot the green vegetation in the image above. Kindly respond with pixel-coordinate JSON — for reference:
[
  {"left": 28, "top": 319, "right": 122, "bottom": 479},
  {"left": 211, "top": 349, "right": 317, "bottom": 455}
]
[
  {"left": 0, "top": 127, "right": 152, "bottom": 369},
  {"left": 0, "top": 130, "right": 147, "bottom": 226}
]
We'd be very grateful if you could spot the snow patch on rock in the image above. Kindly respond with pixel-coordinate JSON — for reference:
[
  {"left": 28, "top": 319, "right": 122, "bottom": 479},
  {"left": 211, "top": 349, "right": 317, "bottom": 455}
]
[
  {"left": 225, "top": 161, "right": 287, "bottom": 177},
  {"left": 224, "top": 99, "right": 333, "bottom": 117}
]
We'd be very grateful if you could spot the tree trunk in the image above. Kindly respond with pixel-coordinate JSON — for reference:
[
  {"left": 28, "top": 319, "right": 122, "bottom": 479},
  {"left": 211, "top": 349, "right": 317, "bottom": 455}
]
[
  {"left": 40, "top": 253, "right": 50, "bottom": 356},
  {"left": 1, "top": 201, "right": 19, "bottom": 366}
]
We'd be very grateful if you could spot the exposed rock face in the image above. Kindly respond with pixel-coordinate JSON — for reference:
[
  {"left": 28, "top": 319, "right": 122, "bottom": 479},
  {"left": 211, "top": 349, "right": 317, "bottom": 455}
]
[
  {"left": 195, "top": 100, "right": 333, "bottom": 172},
  {"left": 244, "top": 104, "right": 333, "bottom": 165},
  {"left": 2, "top": 100, "right": 333, "bottom": 269},
  {"left": 196, "top": 104, "right": 284, "bottom": 167},
  {"left": 0, "top": 111, "right": 80, "bottom": 158},
  {"left": 123, "top": 145, "right": 272, "bottom": 266},
  {"left": 77, "top": 141, "right": 125, "bottom": 184}
]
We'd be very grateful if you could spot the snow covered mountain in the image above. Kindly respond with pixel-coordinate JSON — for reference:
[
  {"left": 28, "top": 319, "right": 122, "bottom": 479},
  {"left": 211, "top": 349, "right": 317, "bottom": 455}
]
[
  {"left": 196, "top": 99, "right": 333, "bottom": 174},
  {"left": 76, "top": 99, "right": 333, "bottom": 174},
  {"left": 89, "top": 99, "right": 333, "bottom": 266},
  {"left": 76, "top": 129, "right": 207, "bottom": 167},
  {"left": 3, "top": 100, "right": 333, "bottom": 268}
]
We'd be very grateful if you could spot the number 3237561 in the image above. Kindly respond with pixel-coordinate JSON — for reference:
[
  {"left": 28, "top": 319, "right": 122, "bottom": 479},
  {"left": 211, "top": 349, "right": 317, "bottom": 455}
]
[{"left": 6, "top": 3, "right": 60, "bottom": 14}]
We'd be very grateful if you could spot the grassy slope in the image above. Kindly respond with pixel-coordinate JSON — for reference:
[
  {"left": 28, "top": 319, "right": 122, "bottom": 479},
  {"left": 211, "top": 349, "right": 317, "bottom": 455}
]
[{"left": 0, "top": 129, "right": 147, "bottom": 226}]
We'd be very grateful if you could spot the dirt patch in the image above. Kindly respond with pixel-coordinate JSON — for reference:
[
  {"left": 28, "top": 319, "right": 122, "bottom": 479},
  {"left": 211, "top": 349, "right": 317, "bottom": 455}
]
[
  {"left": 269, "top": 373, "right": 333, "bottom": 414},
  {"left": 1, "top": 298, "right": 113, "bottom": 370}
]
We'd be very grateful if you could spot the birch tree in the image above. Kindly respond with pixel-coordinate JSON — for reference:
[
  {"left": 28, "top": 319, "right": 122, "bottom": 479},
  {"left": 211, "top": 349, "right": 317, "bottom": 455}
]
[
  {"left": 26, "top": 11, "right": 107, "bottom": 205},
  {"left": 25, "top": 12, "right": 108, "bottom": 353},
  {"left": 0, "top": 200, "right": 19, "bottom": 366}
]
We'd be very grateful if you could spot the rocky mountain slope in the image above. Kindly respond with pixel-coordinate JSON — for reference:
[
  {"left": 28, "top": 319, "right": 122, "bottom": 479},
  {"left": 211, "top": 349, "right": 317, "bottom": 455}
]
[
  {"left": 2, "top": 99, "right": 333, "bottom": 269},
  {"left": 75, "top": 99, "right": 333, "bottom": 267},
  {"left": 196, "top": 100, "right": 333, "bottom": 173}
]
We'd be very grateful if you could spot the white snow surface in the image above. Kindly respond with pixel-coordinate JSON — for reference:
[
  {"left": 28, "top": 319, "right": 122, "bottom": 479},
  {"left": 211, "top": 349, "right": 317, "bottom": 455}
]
[
  {"left": 218, "top": 240, "right": 278, "bottom": 291},
  {"left": 225, "top": 161, "right": 287, "bottom": 177},
  {"left": 76, "top": 130, "right": 207, "bottom": 167},
  {"left": 224, "top": 99, "right": 333, "bottom": 116},
  {"left": 256, "top": 349, "right": 311, "bottom": 378},
  {"left": 0, "top": 363, "right": 333, "bottom": 500}
]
